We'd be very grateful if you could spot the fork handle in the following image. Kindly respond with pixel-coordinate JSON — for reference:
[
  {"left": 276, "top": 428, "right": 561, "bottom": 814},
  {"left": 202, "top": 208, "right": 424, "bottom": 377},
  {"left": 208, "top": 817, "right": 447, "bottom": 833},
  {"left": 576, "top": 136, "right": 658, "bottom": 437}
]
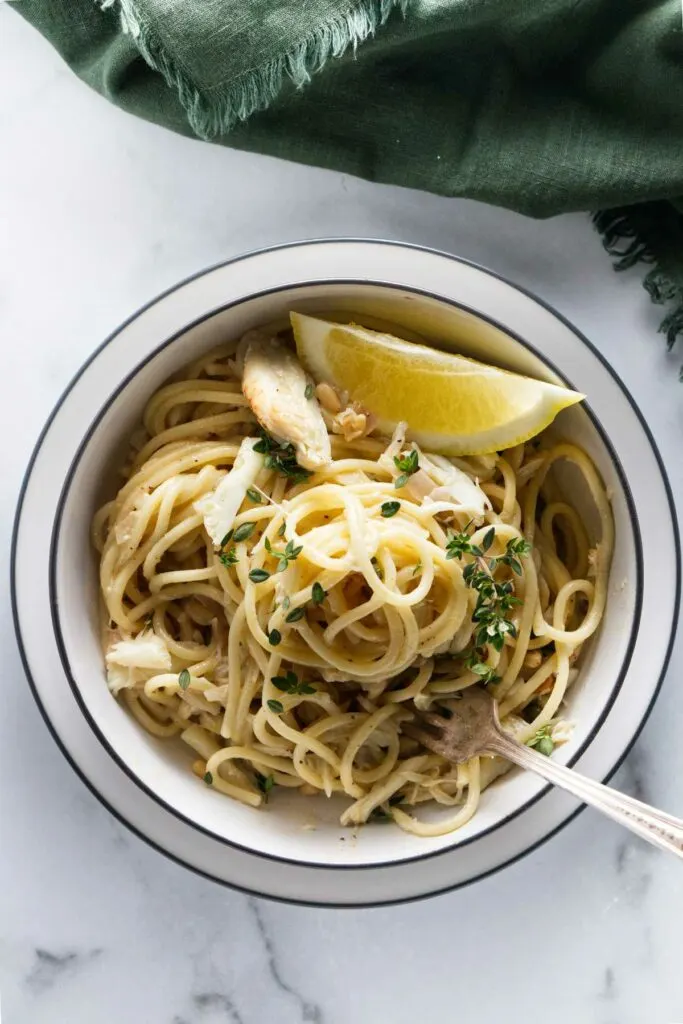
[{"left": 487, "top": 732, "right": 683, "bottom": 858}]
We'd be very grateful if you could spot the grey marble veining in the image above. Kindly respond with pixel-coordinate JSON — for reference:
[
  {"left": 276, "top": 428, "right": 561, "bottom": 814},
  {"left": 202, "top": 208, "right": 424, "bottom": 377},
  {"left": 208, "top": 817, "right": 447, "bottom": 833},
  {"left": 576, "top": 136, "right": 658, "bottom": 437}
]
[
  {"left": 2, "top": 5, "right": 683, "bottom": 1023},
  {"left": 25, "top": 949, "right": 104, "bottom": 997},
  {"left": 248, "top": 900, "right": 324, "bottom": 1024}
]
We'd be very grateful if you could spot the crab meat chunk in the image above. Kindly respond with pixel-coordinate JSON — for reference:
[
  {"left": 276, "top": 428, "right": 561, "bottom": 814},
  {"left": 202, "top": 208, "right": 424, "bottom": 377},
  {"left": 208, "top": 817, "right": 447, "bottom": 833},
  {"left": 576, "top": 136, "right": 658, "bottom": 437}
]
[{"left": 239, "top": 331, "right": 331, "bottom": 471}]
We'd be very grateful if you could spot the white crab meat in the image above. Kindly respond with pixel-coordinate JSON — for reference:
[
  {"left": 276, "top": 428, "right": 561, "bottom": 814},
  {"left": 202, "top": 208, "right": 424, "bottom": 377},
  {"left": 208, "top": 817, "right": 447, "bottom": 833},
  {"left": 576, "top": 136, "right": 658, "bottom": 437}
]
[
  {"left": 421, "top": 453, "right": 489, "bottom": 517},
  {"left": 105, "top": 631, "right": 172, "bottom": 694},
  {"left": 239, "top": 331, "right": 331, "bottom": 470},
  {"left": 551, "top": 719, "right": 575, "bottom": 746},
  {"left": 379, "top": 422, "right": 488, "bottom": 516},
  {"left": 105, "top": 631, "right": 172, "bottom": 671},
  {"left": 194, "top": 436, "right": 263, "bottom": 547}
]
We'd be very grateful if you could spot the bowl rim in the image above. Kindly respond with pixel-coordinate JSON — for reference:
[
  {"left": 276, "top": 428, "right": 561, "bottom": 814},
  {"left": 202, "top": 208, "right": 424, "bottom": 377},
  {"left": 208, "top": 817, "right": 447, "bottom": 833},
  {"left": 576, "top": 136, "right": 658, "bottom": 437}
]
[
  {"left": 12, "top": 239, "right": 681, "bottom": 897},
  {"left": 51, "top": 276, "right": 642, "bottom": 869}
]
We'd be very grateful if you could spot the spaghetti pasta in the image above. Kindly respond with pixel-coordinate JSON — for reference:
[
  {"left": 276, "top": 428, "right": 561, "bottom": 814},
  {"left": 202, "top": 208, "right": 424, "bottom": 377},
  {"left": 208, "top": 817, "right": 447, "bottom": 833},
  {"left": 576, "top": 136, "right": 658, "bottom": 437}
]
[{"left": 95, "top": 327, "right": 613, "bottom": 836}]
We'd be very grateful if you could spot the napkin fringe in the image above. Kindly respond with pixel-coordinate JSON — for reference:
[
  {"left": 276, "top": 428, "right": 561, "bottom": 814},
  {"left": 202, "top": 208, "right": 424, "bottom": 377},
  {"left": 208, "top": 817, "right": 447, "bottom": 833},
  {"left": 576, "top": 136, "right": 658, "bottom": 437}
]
[
  {"left": 594, "top": 208, "right": 683, "bottom": 376},
  {"left": 100, "top": 0, "right": 408, "bottom": 139}
]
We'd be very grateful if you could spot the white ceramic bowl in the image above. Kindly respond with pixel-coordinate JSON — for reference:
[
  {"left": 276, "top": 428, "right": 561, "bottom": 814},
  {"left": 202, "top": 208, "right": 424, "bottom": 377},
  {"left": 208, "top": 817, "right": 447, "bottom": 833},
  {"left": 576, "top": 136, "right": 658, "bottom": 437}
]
[{"left": 13, "top": 241, "right": 679, "bottom": 904}]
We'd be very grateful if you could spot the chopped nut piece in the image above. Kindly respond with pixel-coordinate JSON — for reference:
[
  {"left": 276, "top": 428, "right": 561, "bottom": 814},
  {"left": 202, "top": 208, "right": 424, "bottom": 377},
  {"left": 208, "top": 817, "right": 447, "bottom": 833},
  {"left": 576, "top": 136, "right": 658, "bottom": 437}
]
[
  {"left": 315, "top": 381, "right": 343, "bottom": 413},
  {"left": 332, "top": 406, "right": 372, "bottom": 441}
]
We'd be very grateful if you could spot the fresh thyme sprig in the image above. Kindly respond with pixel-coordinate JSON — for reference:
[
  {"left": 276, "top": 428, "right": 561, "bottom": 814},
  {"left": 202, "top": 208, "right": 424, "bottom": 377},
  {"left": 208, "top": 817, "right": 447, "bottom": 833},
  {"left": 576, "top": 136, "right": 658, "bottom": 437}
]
[
  {"left": 528, "top": 724, "right": 554, "bottom": 756},
  {"left": 248, "top": 567, "right": 270, "bottom": 583},
  {"left": 445, "top": 526, "right": 531, "bottom": 570},
  {"left": 219, "top": 547, "right": 238, "bottom": 568},
  {"left": 466, "top": 566, "right": 521, "bottom": 651},
  {"left": 277, "top": 582, "right": 325, "bottom": 625},
  {"left": 253, "top": 428, "right": 312, "bottom": 483},
  {"left": 233, "top": 521, "right": 256, "bottom": 543},
  {"left": 217, "top": 529, "right": 238, "bottom": 568},
  {"left": 494, "top": 536, "right": 532, "bottom": 576},
  {"left": 265, "top": 536, "right": 303, "bottom": 573},
  {"left": 464, "top": 649, "right": 500, "bottom": 684},
  {"left": 271, "top": 670, "right": 316, "bottom": 695},
  {"left": 381, "top": 500, "right": 401, "bottom": 518},
  {"left": 249, "top": 536, "right": 303, "bottom": 583},
  {"left": 393, "top": 449, "right": 419, "bottom": 489},
  {"left": 446, "top": 525, "right": 532, "bottom": 654},
  {"left": 445, "top": 523, "right": 490, "bottom": 561}
]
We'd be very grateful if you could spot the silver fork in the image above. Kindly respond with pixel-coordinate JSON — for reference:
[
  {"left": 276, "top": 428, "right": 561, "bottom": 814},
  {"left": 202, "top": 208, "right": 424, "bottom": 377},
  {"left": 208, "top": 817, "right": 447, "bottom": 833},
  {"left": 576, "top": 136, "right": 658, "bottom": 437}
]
[{"left": 405, "top": 688, "right": 683, "bottom": 857}]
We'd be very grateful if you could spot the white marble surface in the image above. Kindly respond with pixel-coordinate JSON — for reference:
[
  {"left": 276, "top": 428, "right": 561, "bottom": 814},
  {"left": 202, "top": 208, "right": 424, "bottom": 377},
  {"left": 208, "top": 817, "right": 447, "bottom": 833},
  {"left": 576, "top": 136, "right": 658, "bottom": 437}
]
[{"left": 2, "top": 6, "right": 683, "bottom": 1022}]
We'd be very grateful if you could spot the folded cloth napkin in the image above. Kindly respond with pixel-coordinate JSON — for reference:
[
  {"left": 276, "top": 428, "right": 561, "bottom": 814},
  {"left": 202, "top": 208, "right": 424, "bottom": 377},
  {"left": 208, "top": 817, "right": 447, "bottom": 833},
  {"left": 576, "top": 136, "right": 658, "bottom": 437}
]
[{"left": 15, "top": 0, "right": 683, "bottom": 371}]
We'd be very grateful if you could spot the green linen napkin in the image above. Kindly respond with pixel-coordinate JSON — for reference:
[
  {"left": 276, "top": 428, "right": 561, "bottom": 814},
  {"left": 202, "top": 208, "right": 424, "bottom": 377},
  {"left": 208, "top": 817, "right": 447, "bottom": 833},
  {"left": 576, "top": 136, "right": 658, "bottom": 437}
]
[{"left": 15, "top": 0, "right": 683, "bottom": 371}]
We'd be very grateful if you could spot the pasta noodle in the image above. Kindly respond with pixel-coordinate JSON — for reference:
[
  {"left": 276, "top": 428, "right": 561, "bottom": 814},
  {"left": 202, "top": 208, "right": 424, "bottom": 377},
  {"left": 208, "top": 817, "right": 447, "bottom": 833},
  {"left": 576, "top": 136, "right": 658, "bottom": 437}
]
[{"left": 94, "top": 327, "right": 613, "bottom": 836}]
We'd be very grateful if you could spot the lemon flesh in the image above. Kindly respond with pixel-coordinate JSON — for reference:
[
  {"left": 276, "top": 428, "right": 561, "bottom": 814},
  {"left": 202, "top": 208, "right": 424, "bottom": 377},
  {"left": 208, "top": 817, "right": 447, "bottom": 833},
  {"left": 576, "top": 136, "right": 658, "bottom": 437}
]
[{"left": 291, "top": 312, "right": 584, "bottom": 456}]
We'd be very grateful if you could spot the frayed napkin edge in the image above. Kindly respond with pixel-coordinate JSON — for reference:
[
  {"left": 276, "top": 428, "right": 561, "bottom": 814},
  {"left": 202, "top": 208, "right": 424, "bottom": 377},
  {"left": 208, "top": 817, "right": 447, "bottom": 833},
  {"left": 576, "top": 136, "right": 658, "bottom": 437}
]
[
  {"left": 99, "top": 0, "right": 409, "bottom": 140},
  {"left": 594, "top": 206, "right": 683, "bottom": 378}
]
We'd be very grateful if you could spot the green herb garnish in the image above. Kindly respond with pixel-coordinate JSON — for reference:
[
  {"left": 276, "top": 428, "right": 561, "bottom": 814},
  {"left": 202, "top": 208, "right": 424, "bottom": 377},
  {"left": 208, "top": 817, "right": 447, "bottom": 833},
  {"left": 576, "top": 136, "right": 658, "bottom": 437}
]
[
  {"left": 393, "top": 449, "right": 419, "bottom": 489},
  {"left": 253, "top": 429, "right": 312, "bottom": 484},
  {"left": 304, "top": 383, "right": 314, "bottom": 400},
  {"left": 203, "top": 771, "right": 213, "bottom": 785},
  {"left": 267, "top": 699, "right": 284, "bottom": 714},
  {"left": 268, "top": 629, "right": 282, "bottom": 646},
  {"left": 285, "top": 606, "right": 306, "bottom": 623},
  {"left": 412, "top": 561, "right": 422, "bottom": 577},
  {"left": 219, "top": 548, "right": 238, "bottom": 568},
  {"left": 218, "top": 529, "right": 238, "bottom": 567},
  {"left": 278, "top": 522, "right": 287, "bottom": 538},
  {"left": 282, "top": 596, "right": 291, "bottom": 611},
  {"left": 468, "top": 572, "right": 521, "bottom": 652},
  {"left": 445, "top": 522, "right": 480, "bottom": 560},
  {"left": 528, "top": 724, "right": 554, "bottom": 756},
  {"left": 178, "top": 668, "right": 191, "bottom": 690},
  {"left": 381, "top": 501, "right": 400, "bottom": 518},
  {"left": 481, "top": 526, "right": 496, "bottom": 552},
  {"left": 233, "top": 521, "right": 256, "bottom": 543},
  {"left": 311, "top": 581, "right": 326, "bottom": 605},
  {"left": 271, "top": 671, "right": 316, "bottom": 695},
  {"left": 467, "top": 657, "right": 500, "bottom": 684},
  {"left": 246, "top": 488, "right": 262, "bottom": 504},
  {"left": 370, "top": 556, "right": 384, "bottom": 580},
  {"left": 255, "top": 771, "right": 275, "bottom": 800},
  {"left": 445, "top": 524, "right": 531, "bottom": 653},
  {"left": 249, "top": 567, "right": 271, "bottom": 583},
  {"left": 493, "top": 536, "right": 532, "bottom": 576},
  {"left": 265, "top": 536, "right": 303, "bottom": 573}
]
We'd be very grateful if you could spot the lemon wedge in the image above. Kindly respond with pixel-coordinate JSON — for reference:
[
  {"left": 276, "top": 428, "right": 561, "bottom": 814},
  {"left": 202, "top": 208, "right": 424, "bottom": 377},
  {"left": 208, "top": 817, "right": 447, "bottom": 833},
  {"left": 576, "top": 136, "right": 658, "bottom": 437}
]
[{"left": 291, "top": 312, "right": 584, "bottom": 455}]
